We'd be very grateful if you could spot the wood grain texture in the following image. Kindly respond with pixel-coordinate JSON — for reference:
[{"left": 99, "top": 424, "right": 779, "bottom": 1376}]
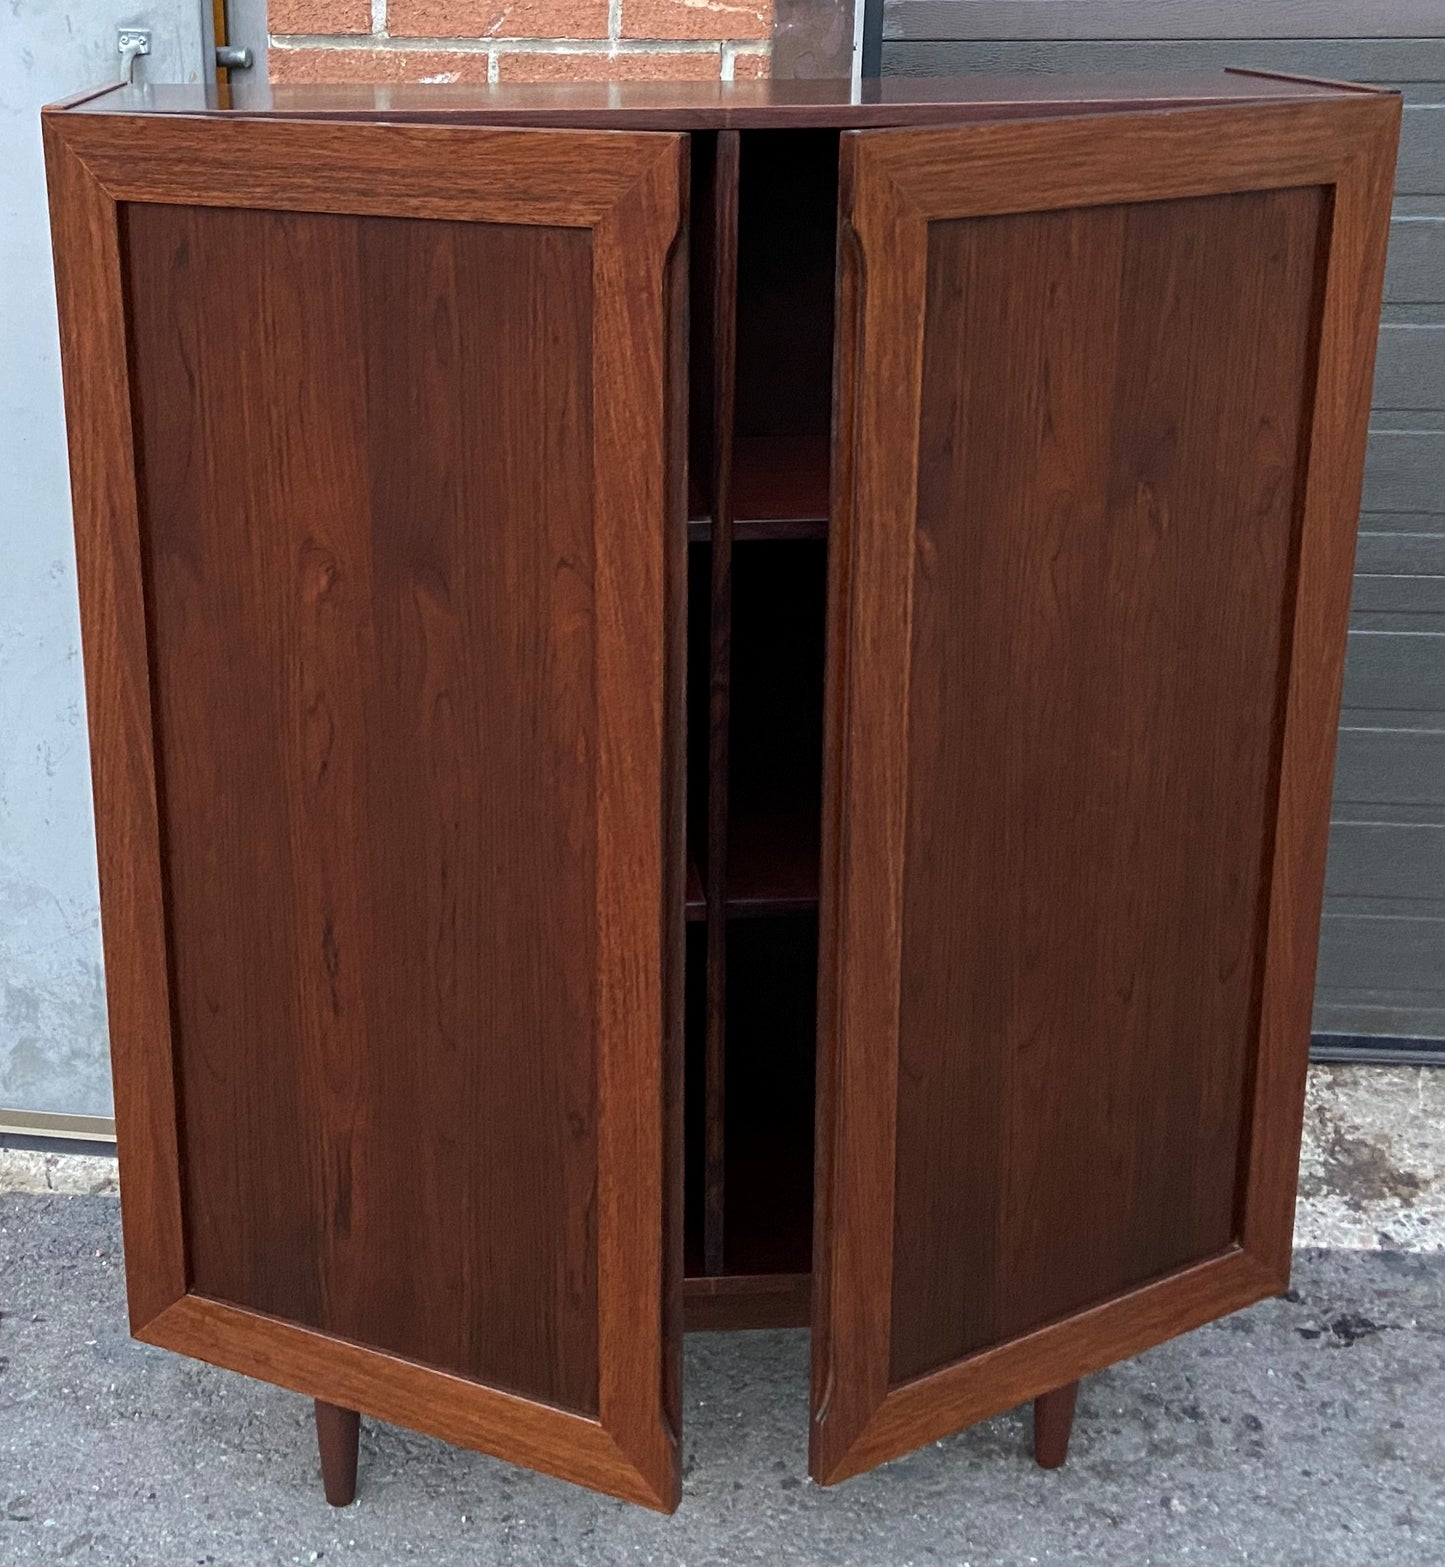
[
  {"left": 47, "top": 111, "right": 675, "bottom": 227},
  {"left": 46, "top": 111, "right": 686, "bottom": 1511},
  {"left": 127, "top": 196, "right": 604, "bottom": 1411},
  {"left": 840, "top": 96, "right": 1384, "bottom": 219},
  {"left": 659, "top": 151, "right": 689, "bottom": 1467},
  {"left": 1241, "top": 92, "right": 1400, "bottom": 1271},
  {"left": 1032, "top": 1382, "right": 1078, "bottom": 1471},
  {"left": 589, "top": 142, "right": 688, "bottom": 1510},
  {"left": 143, "top": 1293, "right": 672, "bottom": 1507},
  {"left": 45, "top": 80, "right": 1398, "bottom": 1508},
  {"left": 57, "top": 73, "right": 1365, "bottom": 132},
  {"left": 812, "top": 93, "right": 1399, "bottom": 1485},
  {"left": 683, "top": 1272, "right": 812, "bottom": 1331},
  {"left": 891, "top": 183, "right": 1324, "bottom": 1380},
  {"left": 836, "top": 1250, "right": 1277, "bottom": 1481},
  {"left": 46, "top": 81, "right": 130, "bottom": 112},
  {"left": 41, "top": 123, "right": 187, "bottom": 1334},
  {"left": 810, "top": 200, "right": 864, "bottom": 1458},
  {"left": 315, "top": 1401, "right": 361, "bottom": 1506},
  {"left": 127, "top": 200, "right": 600, "bottom": 1409}
]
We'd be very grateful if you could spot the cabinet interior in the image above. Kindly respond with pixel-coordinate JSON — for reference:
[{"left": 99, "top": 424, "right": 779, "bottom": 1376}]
[{"left": 682, "top": 131, "right": 839, "bottom": 1330}]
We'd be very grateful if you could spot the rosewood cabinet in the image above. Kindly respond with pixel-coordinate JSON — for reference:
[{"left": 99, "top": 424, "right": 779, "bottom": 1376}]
[{"left": 44, "top": 74, "right": 1398, "bottom": 1512}]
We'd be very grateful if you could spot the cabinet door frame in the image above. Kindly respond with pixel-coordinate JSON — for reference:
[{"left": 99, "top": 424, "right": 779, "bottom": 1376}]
[
  {"left": 813, "top": 93, "right": 1399, "bottom": 1484},
  {"left": 43, "top": 109, "right": 687, "bottom": 1511}
]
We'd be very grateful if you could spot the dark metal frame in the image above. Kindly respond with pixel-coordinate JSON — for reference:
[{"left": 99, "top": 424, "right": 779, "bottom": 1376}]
[{"left": 860, "top": 0, "right": 884, "bottom": 76}]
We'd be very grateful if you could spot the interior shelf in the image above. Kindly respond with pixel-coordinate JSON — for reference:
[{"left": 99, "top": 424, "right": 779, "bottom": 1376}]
[
  {"left": 685, "top": 857, "right": 706, "bottom": 921},
  {"left": 680, "top": 131, "right": 834, "bottom": 1330},
  {"left": 682, "top": 1272, "right": 812, "bottom": 1332},
  {"left": 726, "top": 806, "right": 820, "bottom": 916},
  {"left": 684, "top": 814, "right": 821, "bottom": 922},
  {"left": 687, "top": 435, "right": 830, "bottom": 542}
]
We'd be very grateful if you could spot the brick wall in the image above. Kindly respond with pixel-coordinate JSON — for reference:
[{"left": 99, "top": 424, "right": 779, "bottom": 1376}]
[{"left": 268, "top": 0, "right": 774, "bottom": 84}]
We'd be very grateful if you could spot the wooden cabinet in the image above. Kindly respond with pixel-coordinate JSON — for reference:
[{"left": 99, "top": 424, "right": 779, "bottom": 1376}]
[{"left": 44, "top": 74, "right": 1398, "bottom": 1512}]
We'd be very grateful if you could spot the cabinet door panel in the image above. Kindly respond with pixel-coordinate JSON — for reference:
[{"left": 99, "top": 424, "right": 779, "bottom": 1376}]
[
  {"left": 813, "top": 97, "right": 1398, "bottom": 1483},
  {"left": 45, "top": 113, "right": 686, "bottom": 1510}
]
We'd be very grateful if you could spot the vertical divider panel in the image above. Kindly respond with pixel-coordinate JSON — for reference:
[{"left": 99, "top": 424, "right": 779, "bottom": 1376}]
[{"left": 704, "top": 130, "right": 741, "bottom": 1278}]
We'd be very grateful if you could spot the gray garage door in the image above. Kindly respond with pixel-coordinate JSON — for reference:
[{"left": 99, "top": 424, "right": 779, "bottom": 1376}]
[{"left": 884, "top": 0, "right": 1445, "bottom": 1046}]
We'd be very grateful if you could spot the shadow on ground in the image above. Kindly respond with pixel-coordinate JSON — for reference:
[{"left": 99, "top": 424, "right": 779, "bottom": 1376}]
[{"left": 2, "top": 1195, "right": 1443, "bottom": 1566}]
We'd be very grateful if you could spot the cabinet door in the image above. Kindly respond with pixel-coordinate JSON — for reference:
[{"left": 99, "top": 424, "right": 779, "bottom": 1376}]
[
  {"left": 813, "top": 95, "right": 1398, "bottom": 1483},
  {"left": 45, "top": 111, "right": 687, "bottom": 1510}
]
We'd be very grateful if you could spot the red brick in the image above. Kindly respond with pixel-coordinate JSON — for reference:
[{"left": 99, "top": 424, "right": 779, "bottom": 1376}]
[
  {"left": 268, "top": 0, "right": 371, "bottom": 33},
  {"left": 496, "top": 48, "right": 722, "bottom": 80},
  {"left": 730, "top": 48, "right": 769, "bottom": 78},
  {"left": 621, "top": 0, "right": 770, "bottom": 41},
  {"left": 268, "top": 47, "right": 491, "bottom": 82},
  {"left": 388, "top": 0, "right": 607, "bottom": 40}
]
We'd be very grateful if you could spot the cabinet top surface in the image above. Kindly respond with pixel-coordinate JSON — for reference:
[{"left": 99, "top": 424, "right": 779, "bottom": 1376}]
[{"left": 53, "top": 72, "right": 1372, "bottom": 130}]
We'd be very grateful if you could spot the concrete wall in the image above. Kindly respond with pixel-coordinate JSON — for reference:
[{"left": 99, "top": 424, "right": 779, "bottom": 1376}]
[{"left": 0, "top": 0, "right": 206, "bottom": 1119}]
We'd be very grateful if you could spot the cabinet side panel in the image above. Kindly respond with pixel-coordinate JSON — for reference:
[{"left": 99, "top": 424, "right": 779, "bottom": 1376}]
[
  {"left": 889, "top": 188, "right": 1327, "bottom": 1384},
  {"left": 123, "top": 202, "right": 600, "bottom": 1416}
]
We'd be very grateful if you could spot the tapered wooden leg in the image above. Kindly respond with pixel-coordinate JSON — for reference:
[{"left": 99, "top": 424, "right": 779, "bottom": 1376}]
[
  {"left": 1032, "top": 1381, "right": 1079, "bottom": 1470},
  {"left": 314, "top": 1400, "right": 360, "bottom": 1506}
]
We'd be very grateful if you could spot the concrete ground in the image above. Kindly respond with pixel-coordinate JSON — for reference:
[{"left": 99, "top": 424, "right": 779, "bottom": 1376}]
[{"left": 2, "top": 1066, "right": 1443, "bottom": 1567}]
